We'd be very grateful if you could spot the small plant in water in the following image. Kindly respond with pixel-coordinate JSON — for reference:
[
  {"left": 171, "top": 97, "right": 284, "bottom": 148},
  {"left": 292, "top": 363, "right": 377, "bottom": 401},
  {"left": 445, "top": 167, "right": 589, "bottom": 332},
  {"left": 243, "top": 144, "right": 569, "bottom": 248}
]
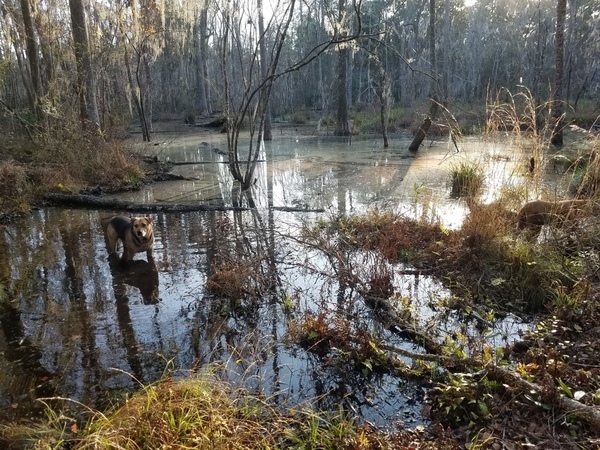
[
  {"left": 281, "top": 290, "right": 297, "bottom": 315},
  {"left": 432, "top": 371, "right": 496, "bottom": 428},
  {"left": 449, "top": 160, "right": 484, "bottom": 198}
]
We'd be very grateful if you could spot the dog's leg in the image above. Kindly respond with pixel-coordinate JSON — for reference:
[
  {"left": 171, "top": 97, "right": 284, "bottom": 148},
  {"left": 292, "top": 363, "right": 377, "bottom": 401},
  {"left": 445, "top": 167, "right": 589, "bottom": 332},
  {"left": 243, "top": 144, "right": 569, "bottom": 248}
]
[
  {"left": 121, "top": 243, "right": 133, "bottom": 262},
  {"left": 105, "top": 226, "right": 119, "bottom": 255},
  {"left": 146, "top": 249, "right": 153, "bottom": 262}
]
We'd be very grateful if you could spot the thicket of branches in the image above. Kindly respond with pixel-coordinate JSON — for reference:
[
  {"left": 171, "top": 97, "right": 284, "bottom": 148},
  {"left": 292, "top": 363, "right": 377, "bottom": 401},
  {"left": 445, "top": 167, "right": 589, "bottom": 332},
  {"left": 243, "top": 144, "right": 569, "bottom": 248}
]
[{"left": 0, "top": 0, "right": 598, "bottom": 139}]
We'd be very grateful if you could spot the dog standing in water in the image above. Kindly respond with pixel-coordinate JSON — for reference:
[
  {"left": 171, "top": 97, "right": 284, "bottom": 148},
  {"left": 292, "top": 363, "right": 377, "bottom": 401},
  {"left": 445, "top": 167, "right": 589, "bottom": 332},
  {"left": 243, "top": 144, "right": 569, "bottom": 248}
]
[
  {"left": 101, "top": 216, "right": 155, "bottom": 262},
  {"left": 516, "top": 199, "right": 593, "bottom": 233}
]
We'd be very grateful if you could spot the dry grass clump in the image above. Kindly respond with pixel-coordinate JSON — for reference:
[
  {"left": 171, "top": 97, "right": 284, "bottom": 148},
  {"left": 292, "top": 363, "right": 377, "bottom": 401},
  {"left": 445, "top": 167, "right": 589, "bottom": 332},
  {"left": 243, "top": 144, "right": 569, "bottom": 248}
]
[
  {"left": 315, "top": 205, "right": 590, "bottom": 313},
  {"left": 334, "top": 211, "right": 456, "bottom": 264},
  {"left": 460, "top": 199, "right": 517, "bottom": 249},
  {"left": 80, "top": 377, "right": 279, "bottom": 449},
  {"left": 0, "top": 374, "right": 451, "bottom": 450},
  {"left": 0, "top": 128, "right": 145, "bottom": 220},
  {"left": 449, "top": 161, "right": 484, "bottom": 198},
  {"left": 81, "top": 140, "right": 145, "bottom": 188},
  {"left": 206, "top": 257, "right": 271, "bottom": 301},
  {"left": 577, "top": 149, "right": 600, "bottom": 198},
  {"left": 207, "top": 261, "right": 253, "bottom": 300},
  {"left": 0, "top": 162, "right": 30, "bottom": 219}
]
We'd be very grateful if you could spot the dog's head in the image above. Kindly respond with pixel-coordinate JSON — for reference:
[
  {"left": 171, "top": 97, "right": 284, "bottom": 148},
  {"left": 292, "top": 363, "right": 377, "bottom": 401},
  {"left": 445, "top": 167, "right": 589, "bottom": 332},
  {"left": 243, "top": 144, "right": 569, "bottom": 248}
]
[{"left": 131, "top": 216, "right": 154, "bottom": 241}]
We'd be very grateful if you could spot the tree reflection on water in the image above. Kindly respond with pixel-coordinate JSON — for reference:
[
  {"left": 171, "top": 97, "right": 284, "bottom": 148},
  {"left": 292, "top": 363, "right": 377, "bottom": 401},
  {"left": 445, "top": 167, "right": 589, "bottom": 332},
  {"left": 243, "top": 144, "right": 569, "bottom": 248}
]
[{"left": 0, "top": 195, "right": 425, "bottom": 428}]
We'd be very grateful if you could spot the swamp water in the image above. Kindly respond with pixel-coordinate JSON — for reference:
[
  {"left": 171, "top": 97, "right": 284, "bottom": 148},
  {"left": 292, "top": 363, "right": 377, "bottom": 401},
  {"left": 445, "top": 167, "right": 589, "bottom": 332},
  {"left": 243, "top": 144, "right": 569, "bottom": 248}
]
[{"left": 0, "top": 126, "right": 577, "bottom": 429}]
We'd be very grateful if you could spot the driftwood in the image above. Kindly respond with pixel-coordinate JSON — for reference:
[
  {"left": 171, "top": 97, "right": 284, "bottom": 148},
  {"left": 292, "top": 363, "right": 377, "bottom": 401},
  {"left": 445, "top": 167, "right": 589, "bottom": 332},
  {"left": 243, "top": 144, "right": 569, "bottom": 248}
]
[
  {"left": 196, "top": 117, "right": 226, "bottom": 128},
  {"left": 362, "top": 293, "right": 442, "bottom": 354},
  {"left": 45, "top": 193, "right": 325, "bottom": 214}
]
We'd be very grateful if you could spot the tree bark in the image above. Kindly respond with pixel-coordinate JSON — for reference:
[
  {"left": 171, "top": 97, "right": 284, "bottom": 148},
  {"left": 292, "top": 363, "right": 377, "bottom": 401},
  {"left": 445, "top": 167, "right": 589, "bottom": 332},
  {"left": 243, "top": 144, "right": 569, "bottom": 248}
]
[
  {"left": 68, "top": 0, "right": 101, "bottom": 136},
  {"left": 195, "top": 4, "right": 210, "bottom": 116},
  {"left": 334, "top": 0, "right": 350, "bottom": 136},
  {"left": 428, "top": 0, "right": 436, "bottom": 89},
  {"left": 408, "top": 0, "right": 440, "bottom": 152},
  {"left": 20, "top": 0, "right": 42, "bottom": 118}
]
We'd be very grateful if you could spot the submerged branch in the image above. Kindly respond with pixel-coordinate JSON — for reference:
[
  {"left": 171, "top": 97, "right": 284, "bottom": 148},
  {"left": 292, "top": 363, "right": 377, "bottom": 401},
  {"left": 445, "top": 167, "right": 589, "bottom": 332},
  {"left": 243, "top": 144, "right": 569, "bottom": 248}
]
[{"left": 367, "top": 294, "right": 600, "bottom": 428}]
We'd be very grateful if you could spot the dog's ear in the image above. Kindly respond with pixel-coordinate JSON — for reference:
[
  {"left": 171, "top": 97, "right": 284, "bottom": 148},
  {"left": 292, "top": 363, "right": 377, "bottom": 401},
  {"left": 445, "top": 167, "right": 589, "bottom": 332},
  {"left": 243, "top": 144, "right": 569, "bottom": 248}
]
[
  {"left": 145, "top": 217, "right": 153, "bottom": 224},
  {"left": 130, "top": 217, "right": 138, "bottom": 224}
]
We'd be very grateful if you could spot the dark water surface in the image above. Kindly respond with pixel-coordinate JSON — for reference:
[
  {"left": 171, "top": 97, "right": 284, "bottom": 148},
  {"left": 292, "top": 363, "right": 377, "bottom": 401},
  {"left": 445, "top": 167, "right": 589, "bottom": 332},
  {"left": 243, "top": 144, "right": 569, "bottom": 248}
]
[{"left": 2, "top": 128, "right": 571, "bottom": 428}]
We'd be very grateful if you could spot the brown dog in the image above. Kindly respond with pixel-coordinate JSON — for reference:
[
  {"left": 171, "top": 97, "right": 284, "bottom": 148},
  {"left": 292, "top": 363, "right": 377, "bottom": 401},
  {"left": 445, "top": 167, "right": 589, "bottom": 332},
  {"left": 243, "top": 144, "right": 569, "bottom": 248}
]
[
  {"left": 101, "top": 216, "right": 155, "bottom": 262},
  {"left": 517, "top": 199, "right": 592, "bottom": 232}
]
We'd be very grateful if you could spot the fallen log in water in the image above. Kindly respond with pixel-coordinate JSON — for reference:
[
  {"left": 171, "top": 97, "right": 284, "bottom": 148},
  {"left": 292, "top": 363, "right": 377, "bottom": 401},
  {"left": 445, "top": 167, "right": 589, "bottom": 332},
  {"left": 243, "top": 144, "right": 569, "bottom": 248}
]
[
  {"left": 45, "top": 193, "right": 248, "bottom": 212},
  {"left": 45, "top": 193, "right": 325, "bottom": 214}
]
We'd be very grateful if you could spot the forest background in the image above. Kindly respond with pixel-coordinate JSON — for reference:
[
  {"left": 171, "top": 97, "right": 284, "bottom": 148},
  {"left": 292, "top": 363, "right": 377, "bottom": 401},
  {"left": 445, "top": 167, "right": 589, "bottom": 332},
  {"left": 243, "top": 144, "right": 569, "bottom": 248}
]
[{"left": 1, "top": 0, "right": 598, "bottom": 151}]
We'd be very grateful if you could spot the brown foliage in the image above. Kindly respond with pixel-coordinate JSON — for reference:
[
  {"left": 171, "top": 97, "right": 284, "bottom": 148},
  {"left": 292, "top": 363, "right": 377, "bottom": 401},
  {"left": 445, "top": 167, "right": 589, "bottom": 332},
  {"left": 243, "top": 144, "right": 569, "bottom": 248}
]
[{"left": 0, "top": 162, "right": 29, "bottom": 218}]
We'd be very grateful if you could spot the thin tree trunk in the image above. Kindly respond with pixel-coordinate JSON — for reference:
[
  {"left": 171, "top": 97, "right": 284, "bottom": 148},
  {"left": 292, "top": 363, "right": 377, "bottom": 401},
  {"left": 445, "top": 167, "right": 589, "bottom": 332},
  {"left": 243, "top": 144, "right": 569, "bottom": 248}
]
[
  {"left": 258, "top": 0, "right": 272, "bottom": 141},
  {"left": 409, "top": 0, "right": 439, "bottom": 152},
  {"left": 124, "top": 46, "right": 150, "bottom": 142},
  {"left": 334, "top": 0, "right": 350, "bottom": 136},
  {"left": 551, "top": 0, "right": 566, "bottom": 146},
  {"left": 428, "top": 0, "right": 436, "bottom": 91},
  {"left": 442, "top": 0, "right": 450, "bottom": 103},
  {"left": 195, "top": 4, "right": 209, "bottom": 116}
]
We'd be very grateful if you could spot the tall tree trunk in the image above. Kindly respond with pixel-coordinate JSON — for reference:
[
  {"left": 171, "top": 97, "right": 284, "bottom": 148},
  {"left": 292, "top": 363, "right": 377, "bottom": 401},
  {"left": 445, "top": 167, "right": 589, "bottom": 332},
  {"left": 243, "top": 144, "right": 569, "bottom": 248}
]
[
  {"left": 124, "top": 46, "right": 151, "bottom": 142},
  {"left": 258, "top": 0, "right": 272, "bottom": 141},
  {"left": 195, "top": 3, "right": 210, "bottom": 116},
  {"left": 334, "top": 0, "right": 350, "bottom": 136},
  {"left": 20, "top": 0, "right": 42, "bottom": 118},
  {"left": 68, "top": 0, "right": 101, "bottom": 136},
  {"left": 551, "top": 0, "right": 566, "bottom": 146},
  {"left": 428, "top": 0, "right": 436, "bottom": 90},
  {"left": 442, "top": 0, "right": 450, "bottom": 103}
]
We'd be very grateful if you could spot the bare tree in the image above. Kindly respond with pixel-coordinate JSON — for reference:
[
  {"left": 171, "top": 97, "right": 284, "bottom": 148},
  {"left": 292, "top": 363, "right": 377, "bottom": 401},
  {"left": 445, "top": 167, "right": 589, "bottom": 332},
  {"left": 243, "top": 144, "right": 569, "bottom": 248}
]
[
  {"left": 221, "top": 0, "right": 363, "bottom": 191},
  {"left": 257, "top": 0, "right": 272, "bottom": 141},
  {"left": 409, "top": 0, "right": 439, "bottom": 152}
]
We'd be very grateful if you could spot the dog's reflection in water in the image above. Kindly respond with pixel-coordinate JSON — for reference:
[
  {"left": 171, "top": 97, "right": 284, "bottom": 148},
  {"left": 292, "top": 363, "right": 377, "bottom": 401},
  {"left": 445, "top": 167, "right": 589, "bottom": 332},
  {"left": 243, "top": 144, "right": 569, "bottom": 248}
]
[{"left": 108, "top": 254, "right": 159, "bottom": 305}]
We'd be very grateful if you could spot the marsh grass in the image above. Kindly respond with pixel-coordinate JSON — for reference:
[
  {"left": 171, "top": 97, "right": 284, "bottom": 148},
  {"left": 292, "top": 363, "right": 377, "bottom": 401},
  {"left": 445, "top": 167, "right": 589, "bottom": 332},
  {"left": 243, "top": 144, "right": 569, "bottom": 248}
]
[
  {"left": 0, "top": 127, "right": 145, "bottom": 220},
  {"left": 449, "top": 161, "right": 484, "bottom": 198},
  {"left": 314, "top": 196, "right": 597, "bottom": 313},
  {"left": 2, "top": 372, "right": 434, "bottom": 450},
  {"left": 484, "top": 86, "right": 555, "bottom": 193}
]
